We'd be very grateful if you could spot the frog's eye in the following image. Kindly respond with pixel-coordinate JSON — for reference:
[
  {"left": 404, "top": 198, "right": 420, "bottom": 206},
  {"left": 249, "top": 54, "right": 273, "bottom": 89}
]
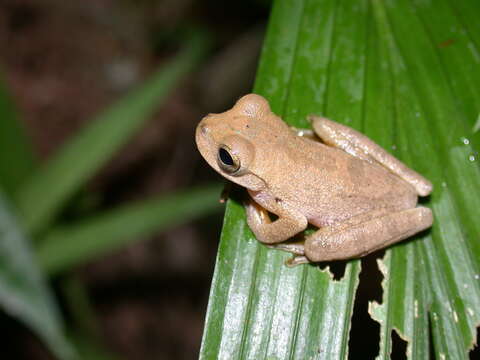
[{"left": 217, "top": 145, "right": 241, "bottom": 174}]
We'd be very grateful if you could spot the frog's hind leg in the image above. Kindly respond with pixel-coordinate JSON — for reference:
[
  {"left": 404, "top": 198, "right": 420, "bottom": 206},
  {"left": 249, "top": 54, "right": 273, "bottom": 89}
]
[
  {"left": 304, "top": 207, "right": 433, "bottom": 262},
  {"left": 307, "top": 115, "right": 432, "bottom": 196}
]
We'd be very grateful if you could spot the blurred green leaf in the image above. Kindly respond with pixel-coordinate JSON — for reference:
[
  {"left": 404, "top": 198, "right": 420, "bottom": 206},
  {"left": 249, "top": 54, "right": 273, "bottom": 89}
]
[
  {"left": 63, "top": 275, "right": 119, "bottom": 360},
  {"left": 0, "top": 72, "right": 36, "bottom": 195},
  {"left": 70, "top": 336, "right": 118, "bottom": 360},
  {"left": 0, "top": 190, "right": 74, "bottom": 359},
  {"left": 38, "top": 185, "right": 222, "bottom": 275},
  {"left": 13, "top": 32, "right": 210, "bottom": 234},
  {"left": 200, "top": 0, "right": 480, "bottom": 359}
]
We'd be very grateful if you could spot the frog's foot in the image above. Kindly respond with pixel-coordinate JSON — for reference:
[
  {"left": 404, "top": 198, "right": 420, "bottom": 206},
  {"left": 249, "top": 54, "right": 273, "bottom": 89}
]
[
  {"left": 266, "top": 242, "right": 305, "bottom": 255},
  {"left": 219, "top": 182, "right": 233, "bottom": 203},
  {"left": 285, "top": 255, "right": 310, "bottom": 267},
  {"left": 266, "top": 242, "right": 310, "bottom": 266}
]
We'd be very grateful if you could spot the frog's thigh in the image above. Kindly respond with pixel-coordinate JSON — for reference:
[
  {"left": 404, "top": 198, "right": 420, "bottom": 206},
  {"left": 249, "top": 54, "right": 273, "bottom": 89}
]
[
  {"left": 308, "top": 115, "right": 432, "bottom": 196},
  {"left": 305, "top": 207, "right": 433, "bottom": 262},
  {"left": 244, "top": 197, "right": 308, "bottom": 245}
]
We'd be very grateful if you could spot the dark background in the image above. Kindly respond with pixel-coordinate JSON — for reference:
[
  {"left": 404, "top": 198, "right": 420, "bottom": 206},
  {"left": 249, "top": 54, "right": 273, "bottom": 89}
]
[{"left": 1, "top": 0, "right": 267, "bottom": 358}]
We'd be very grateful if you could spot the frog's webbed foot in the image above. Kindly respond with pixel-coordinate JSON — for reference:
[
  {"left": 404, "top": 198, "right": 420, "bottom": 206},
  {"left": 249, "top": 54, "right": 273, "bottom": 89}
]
[{"left": 307, "top": 115, "right": 432, "bottom": 196}]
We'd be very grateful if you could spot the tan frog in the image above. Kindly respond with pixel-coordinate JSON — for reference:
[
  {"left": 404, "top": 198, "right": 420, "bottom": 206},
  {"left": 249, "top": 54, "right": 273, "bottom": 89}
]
[{"left": 196, "top": 94, "right": 433, "bottom": 265}]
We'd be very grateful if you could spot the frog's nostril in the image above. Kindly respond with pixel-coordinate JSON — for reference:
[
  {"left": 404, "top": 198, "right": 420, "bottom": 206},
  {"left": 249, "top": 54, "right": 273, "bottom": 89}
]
[{"left": 200, "top": 124, "right": 209, "bottom": 135}]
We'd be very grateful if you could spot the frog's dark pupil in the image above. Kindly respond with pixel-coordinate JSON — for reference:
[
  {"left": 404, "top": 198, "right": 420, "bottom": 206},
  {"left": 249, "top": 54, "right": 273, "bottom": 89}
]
[{"left": 219, "top": 148, "right": 234, "bottom": 166}]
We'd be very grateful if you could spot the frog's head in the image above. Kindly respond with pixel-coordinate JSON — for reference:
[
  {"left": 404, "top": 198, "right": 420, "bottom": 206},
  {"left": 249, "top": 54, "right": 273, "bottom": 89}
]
[{"left": 196, "top": 93, "right": 288, "bottom": 191}]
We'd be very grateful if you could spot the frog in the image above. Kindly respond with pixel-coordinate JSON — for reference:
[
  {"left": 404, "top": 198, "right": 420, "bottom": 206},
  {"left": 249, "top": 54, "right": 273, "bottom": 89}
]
[{"left": 195, "top": 94, "right": 433, "bottom": 265}]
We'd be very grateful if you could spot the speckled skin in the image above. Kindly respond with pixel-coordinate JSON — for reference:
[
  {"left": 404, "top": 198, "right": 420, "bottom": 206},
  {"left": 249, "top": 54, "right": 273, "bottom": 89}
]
[{"left": 196, "top": 94, "right": 433, "bottom": 264}]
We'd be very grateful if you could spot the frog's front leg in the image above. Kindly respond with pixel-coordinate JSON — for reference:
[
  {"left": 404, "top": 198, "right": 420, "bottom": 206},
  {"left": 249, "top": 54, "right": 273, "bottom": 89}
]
[
  {"left": 307, "top": 115, "right": 432, "bottom": 196},
  {"left": 304, "top": 207, "right": 433, "bottom": 262},
  {"left": 244, "top": 192, "right": 308, "bottom": 245}
]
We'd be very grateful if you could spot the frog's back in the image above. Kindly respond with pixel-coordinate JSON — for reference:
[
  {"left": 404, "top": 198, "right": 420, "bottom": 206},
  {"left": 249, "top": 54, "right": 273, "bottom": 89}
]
[{"left": 277, "top": 137, "right": 417, "bottom": 226}]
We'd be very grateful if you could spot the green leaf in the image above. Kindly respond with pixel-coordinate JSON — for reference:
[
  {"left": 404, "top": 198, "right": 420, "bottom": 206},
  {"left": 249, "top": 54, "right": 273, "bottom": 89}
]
[
  {"left": 369, "top": 0, "right": 480, "bottom": 358},
  {"left": 201, "top": 0, "right": 480, "bottom": 359},
  {"left": 0, "top": 191, "right": 74, "bottom": 359},
  {"left": 201, "top": 1, "right": 365, "bottom": 358},
  {"left": 0, "top": 72, "right": 36, "bottom": 195},
  {"left": 13, "top": 32, "right": 209, "bottom": 235},
  {"left": 37, "top": 185, "right": 222, "bottom": 275}
]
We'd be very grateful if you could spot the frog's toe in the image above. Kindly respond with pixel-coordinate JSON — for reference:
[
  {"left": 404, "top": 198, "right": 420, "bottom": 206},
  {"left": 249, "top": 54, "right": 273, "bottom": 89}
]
[
  {"left": 285, "top": 255, "right": 310, "bottom": 267},
  {"left": 267, "top": 242, "right": 305, "bottom": 255}
]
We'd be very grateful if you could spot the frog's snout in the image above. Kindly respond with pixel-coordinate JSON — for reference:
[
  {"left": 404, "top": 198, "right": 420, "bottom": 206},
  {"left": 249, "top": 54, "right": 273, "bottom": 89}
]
[
  {"left": 195, "top": 122, "right": 209, "bottom": 149},
  {"left": 198, "top": 123, "right": 209, "bottom": 136},
  {"left": 195, "top": 119, "right": 214, "bottom": 159},
  {"left": 198, "top": 114, "right": 216, "bottom": 136}
]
